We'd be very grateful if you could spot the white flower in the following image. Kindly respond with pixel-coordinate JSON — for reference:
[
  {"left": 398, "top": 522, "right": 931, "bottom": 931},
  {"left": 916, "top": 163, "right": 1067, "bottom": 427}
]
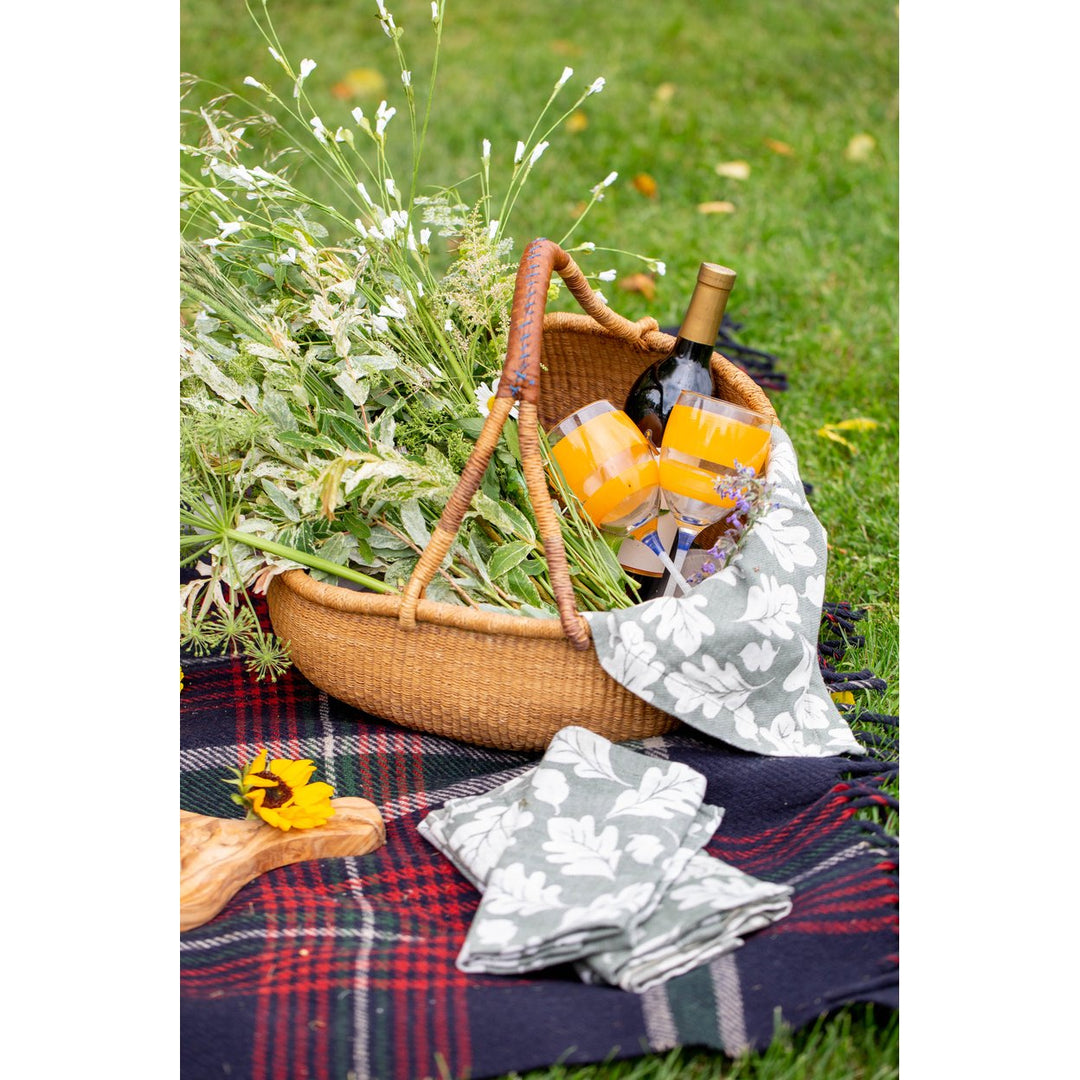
[
  {"left": 431, "top": 1, "right": 440, "bottom": 23},
  {"left": 529, "top": 140, "right": 550, "bottom": 166},
  {"left": 370, "top": 314, "right": 389, "bottom": 334},
  {"left": 594, "top": 290, "right": 608, "bottom": 305},
  {"left": 598, "top": 269, "right": 616, "bottom": 282},
  {"left": 278, "top": 247, "right": 297, "bottom": 264},
  {"left": 514, "top": 140, "right": 526, "bottom": 164},
  {"left": 218, "top": 220, "right": 245, "bottom": 238},
  {"left": 474, "top": 378, "right": 518, "bottom": 419},
  {"left": 268, "top": 46, "right": 283, "bottom": 63},
  {"left": 419, "top": 227, "right": 432, "bottom": 246},
  {"left": 375, "top": 100, "right": 397, "bottom": 136},
  {"left": 556, "top": 66, "right": 574, "bottom": 89},
  {"left": 378, "top": 295, "right": 408, "bottom": 320},
  {"left": 309, "top": 115, "right": 327, "bottom": 141},
  {"left": 243, "top": 76, "right": 264, "bottom": 89},
  {"left": 586, "top": 76, "right": 606, "bottom": 96},
  {"left": 356, "top": 181, "right": 374, "bottom": 206},
  {"left": 352, "top": 106, "right": 365, "bottom": 124},
  {"left": 601, "top": 170, "right": 618, "bottom": 187},
  {"left": 384, "top": 177, "right": 400, "bottom": 200},
  {"left": 444, "top": 318, "right": 454, "bottom": 332},
  {"left": 401, "top": 70, "right": 411, "bottom": 87},
  {"left": 647, "top": 259, "right": 667, "bottom": 276},
  {"left": 487, "top": 219, "right": 499, "bottom": 240},
  {"left": 578, "top": 241, "right": 596, "bottom": 252},
  {"left": 481, "top": 138, "right": 491, "bottom": 161}
]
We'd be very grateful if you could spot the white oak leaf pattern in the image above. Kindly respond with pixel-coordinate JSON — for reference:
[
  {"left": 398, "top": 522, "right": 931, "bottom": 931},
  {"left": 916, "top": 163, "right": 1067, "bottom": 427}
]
[
  {"left": 740, "top": 639, "right": 779, "bottom": 673},
  {"left": 542, "top": 815, "right": 621, "bottom": 879},
  {"left": 756, "top": 507, "right": 817, "bottom": 573},
  {"left": 607, "top": 764, "right": 705, "bottom": 820},
  {"left": 625, "top": 833, "right": 665, "bottom": 865},
  {"left": 448, "top": 802, "right": 533, "bottom": 881},
  {"left": 738, "top": 575, "right": 801, "bottom": 639},
  {"left": 596, "top": 616, "right": 662, "bottom": 700},
  {"left": 531, "top": 767, "right": 569, "bottom": 812},
  {"left": 544, "top": 727, "right": 623, "bottom": 784},
  {"left": 663, "top": 655, "right": 761, "bottom": 725},
  {"left": 486, "top": 863, "right": 565, "bottom": 915},
  {"left": 640, "top": 594, "right": 716, "bottom": 657},
  {"left": 556, "top": 882, "right": 658, "bottom": 931}
]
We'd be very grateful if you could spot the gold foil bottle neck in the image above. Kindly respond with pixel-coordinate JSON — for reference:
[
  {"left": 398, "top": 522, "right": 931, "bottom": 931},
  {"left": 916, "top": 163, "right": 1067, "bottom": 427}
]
[{"left": 678, "top": 262, "right": 737, "bottom": 346}]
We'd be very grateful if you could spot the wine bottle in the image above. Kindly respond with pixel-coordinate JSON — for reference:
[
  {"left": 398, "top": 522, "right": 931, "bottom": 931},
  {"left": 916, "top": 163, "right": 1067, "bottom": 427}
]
[{"left": 623, "top": 262, "right": 737, "bottom": 446}]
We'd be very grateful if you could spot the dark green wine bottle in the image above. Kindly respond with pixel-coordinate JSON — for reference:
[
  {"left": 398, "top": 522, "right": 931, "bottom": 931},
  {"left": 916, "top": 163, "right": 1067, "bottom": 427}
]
[{"left": 623, "top": 262, "right": 737, "bottom": 446}]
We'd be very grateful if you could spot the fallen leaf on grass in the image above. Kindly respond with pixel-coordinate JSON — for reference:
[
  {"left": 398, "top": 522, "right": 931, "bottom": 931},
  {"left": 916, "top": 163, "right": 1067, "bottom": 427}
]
[
  {"left": 632, "top": 173, "right": 658, "bottom": 198},
  {"left": 330, "top": 67, "right": 387, "bottom": 101},
  {"left": 551, "top": 39, "right": 584, "bottom": 57},
  {"left": 816, "top": 417, "right": 880, "bottom": 454},
  {"left": 844, "top": 133, "right": 877, "bottom": 161},
  {"left": 653, "top": 82, "right": 677, "bottom": 104},
  {"left": 698, "top": 200, "right": 736, "bottom": 214},
  {"left": 565, "top": 110, "right": 589, "bottom": 133},
  {"left": 830, "top": 691, "right": 856, "bottom": 705},
  {"left": 764, "top": 137, "right": 795, "bottom": 156},
  {"left": 618, "top": 273, "right": 657, "bottom": 301},
  {"left": 715, "top": 160, "right": 751, "bottom": 180}
]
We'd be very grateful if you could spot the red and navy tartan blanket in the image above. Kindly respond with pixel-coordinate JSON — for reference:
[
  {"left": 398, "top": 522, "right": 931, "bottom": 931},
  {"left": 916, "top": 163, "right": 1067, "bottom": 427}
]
[{"left": 180, "top": 609, "right": 898, "bottom": 1080}]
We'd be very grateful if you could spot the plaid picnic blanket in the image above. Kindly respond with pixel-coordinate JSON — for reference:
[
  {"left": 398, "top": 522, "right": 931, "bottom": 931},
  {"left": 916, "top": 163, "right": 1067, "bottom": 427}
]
[{"left": 180, "top": 601, "right": 898, "bottom": 1080}]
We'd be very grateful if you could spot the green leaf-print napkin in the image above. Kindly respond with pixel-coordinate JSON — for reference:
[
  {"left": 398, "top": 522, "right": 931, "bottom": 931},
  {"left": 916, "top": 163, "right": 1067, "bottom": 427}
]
[
  {"left": 419, "top": 726, "right": 792, "bottom": 991},
  {"left": 584, "top": 428, "right": 865, "bottom": 758}
]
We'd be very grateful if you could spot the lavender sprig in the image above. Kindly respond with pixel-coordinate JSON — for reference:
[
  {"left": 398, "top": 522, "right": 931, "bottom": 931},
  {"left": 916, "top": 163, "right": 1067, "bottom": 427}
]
[{"left": 686, "top": 462, "right": 778, "bottom": 586}]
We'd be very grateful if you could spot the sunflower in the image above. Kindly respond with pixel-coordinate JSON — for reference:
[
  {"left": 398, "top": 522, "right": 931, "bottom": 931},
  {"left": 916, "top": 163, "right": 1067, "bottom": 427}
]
[{"left": 228, "top": 749, "right": 336, "bottom": 831}]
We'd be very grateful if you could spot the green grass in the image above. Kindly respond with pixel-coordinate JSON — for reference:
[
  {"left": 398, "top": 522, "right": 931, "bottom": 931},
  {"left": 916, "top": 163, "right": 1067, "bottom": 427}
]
[{"left": 181, "top": 1, "right": 899, "bottom": 1076}]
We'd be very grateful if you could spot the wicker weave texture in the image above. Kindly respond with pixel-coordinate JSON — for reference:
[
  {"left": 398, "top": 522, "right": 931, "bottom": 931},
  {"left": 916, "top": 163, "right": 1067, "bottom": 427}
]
[{"left": 266, "top": 242, "right": 778, "bottom": 750}]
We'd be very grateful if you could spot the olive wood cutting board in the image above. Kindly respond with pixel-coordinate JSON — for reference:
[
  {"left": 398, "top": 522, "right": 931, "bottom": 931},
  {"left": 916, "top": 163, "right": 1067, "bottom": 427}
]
[{"left": 180, "top": 797, "right": 386, "bottom": 932}]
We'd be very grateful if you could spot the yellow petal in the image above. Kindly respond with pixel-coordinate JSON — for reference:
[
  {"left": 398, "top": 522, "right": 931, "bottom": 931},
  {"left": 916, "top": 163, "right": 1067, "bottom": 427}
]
[
  {"left": 243, "top": 749, "right": 268, "bottom": 781},
  {"left": 714, "top": 160, "right": 751, "bottom": 180},
  {"left": 294, "top": 782, "right": 336, "bottom": 806},
  {"left": 697, "top": 200, "right": 736, "bottom": 214},
  {"left": 272, "top": 758, "right": 316, "bottom": 787},
  {"left": 653, "top": 82, "right": 677, "bottom": 105}
]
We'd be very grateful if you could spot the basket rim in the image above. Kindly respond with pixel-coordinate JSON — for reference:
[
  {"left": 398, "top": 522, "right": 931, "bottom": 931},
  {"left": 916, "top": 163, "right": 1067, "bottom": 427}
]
[{"left": 270, "top": 314, "right": 779, "bottom": 642}]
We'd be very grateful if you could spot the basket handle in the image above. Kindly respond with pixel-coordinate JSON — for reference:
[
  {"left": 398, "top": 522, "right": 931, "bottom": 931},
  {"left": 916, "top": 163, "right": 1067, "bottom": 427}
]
[{"left": 398, "top": 238, "right": 650, "bottom": 648}]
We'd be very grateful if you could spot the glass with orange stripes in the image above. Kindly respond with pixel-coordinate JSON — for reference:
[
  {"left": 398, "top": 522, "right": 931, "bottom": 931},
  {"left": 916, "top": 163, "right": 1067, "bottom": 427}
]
[
  {"left": 658, "top": 389, "right": 772, "bottom": 596},
  {"left": 547, "top": 399, "right": 689, "bottom": 591}
]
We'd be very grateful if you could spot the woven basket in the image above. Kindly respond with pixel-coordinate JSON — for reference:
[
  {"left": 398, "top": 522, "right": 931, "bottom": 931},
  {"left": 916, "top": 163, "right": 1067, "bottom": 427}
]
[{"left": 267, "top": 239, "right": 778, "bottom": 750}]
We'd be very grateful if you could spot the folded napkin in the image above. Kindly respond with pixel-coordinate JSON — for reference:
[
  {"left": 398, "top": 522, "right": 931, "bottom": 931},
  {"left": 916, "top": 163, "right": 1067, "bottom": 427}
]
[
  {"left": 418, "top": 726, "right": 792, "bottom": 992},
  {"left": 585, "top": 427, "right": 865, "bottom": 758}
]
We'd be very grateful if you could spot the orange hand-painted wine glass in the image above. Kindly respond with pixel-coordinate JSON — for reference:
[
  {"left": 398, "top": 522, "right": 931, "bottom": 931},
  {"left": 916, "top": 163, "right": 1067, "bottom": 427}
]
[
  {"left": 547, "top": 399, "right": 689, "bottom": 591},
  {"left": 658, "top": 390, "right": 773, "bottom": 596}
]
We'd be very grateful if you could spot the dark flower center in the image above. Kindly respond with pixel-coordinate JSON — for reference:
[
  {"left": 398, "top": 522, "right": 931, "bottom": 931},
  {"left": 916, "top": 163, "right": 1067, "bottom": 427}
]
[{"left": 254, "top": 770, "right": 292, "bottom": 808}]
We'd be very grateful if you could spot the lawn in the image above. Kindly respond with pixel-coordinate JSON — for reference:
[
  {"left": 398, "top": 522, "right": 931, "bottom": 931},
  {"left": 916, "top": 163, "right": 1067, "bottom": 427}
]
[{"left": 180, "top": 0, "right": 899, "bottom": 1076}]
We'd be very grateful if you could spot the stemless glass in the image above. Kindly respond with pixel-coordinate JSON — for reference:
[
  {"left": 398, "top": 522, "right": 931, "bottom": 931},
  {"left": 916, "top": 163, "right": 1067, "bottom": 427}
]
[
  {"left": 547, "top": 399, "right": 689, "bottom": 591},
  {"left": 658, "top": 390, "right": 773, "bottom": 596}
]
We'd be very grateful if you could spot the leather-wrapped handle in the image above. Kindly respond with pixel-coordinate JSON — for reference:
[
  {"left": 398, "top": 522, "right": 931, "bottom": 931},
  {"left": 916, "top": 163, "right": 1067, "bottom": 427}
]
[{"left": 398, "top": 239, "right": 651, "bottom": 649}]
